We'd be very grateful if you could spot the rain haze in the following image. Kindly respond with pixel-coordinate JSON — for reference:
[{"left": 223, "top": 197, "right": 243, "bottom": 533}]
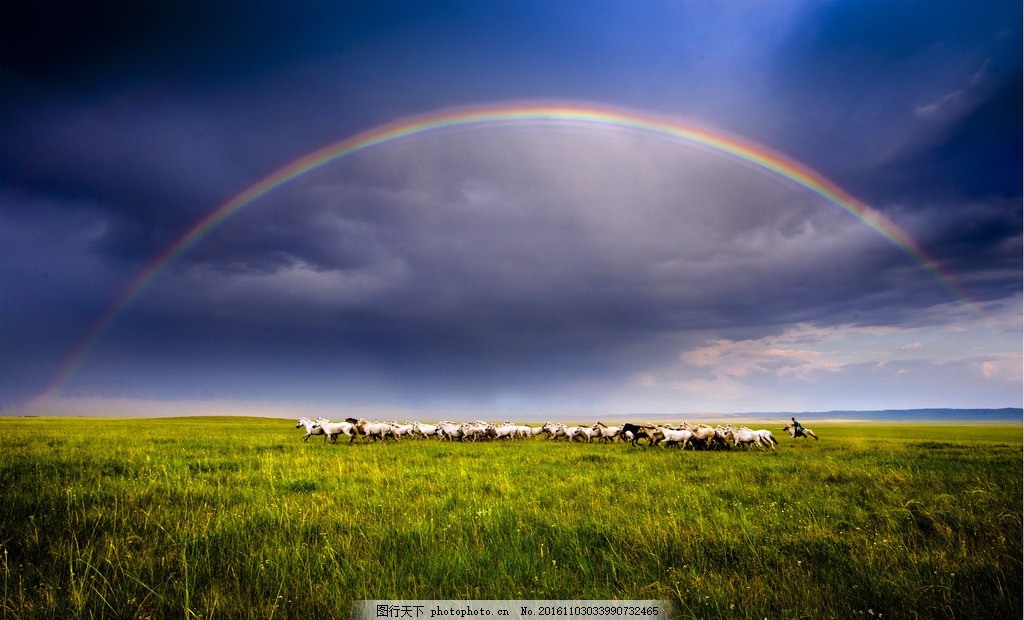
[{"left": 2, "top": 1, "right": 1020, "bottom": 419}]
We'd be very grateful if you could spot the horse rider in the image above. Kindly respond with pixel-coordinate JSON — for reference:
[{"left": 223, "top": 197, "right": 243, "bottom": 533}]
[{"left": 791, "top": 417, "right": 804, "bottom": 437}]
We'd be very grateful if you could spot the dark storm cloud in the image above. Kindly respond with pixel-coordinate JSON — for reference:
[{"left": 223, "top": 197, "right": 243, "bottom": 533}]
[
  {"left": 1, "top": 1, "right": 1019, "bottom": 412},
  {"left": 117, "top": 129, "right": 957, "bottom": 388},
  {"left": 1, "top": 100, "right": 239, "bottom": 262},
  {"left": 0, "top": 2, "right": 601, "bottom": 266}
]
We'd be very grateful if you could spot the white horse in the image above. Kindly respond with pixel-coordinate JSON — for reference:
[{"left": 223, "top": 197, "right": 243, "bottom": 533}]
[
  {"left": 459, "top": 422, "right": 495, "bottom": 441},
  {"left": 562, "top": 425, "right": 589, "bottom": 442},
  {"left": 295, "top": 417, "right": 326, "bottom": 443},
  {"left": 314, "top": 418, "right": 356, "bottom": 443},
  {"left": 492, "top": 424, "right": 521, "bottom": 440},
  {"left": 782, "top": 423, "right": 819, "bottom": 440},
  {"left": 352, "top": 419, "right": 400, "bottom": 442},
  {"left": 654, "top": 427, "right": 694, "bottom": 449},
  {"left": 540, "top": 422, "right": 568, "bottom": 440},
  {"left": 750, "top": 428, "right": 778, "bottom": 450},
  {"left": 593, "top": 422, "right": 621, "bottom": 443},
  {"left": 390, "top": 422, "right": 417, "bottom": 439},
  {"left": 436, "top": 421, "right": 463, "bottom": 441},
  {"left": 510, "top": 424, "right": 535, "bottom": 439},
  {"left": 724, "top": 425, "right": 769, "bottom": 450},
  {"left": 412, "top": 422, "right": 440, "bottom": 439}
]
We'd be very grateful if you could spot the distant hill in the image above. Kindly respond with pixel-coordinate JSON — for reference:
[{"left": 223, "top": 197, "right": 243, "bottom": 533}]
[{"left": 735, "top": 408, "right": 1022, "bottom": 422}]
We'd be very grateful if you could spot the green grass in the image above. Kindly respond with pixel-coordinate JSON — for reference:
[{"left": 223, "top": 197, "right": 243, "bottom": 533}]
[{"left": 1, "top": 417, "right": 1020, "bottom": 619}]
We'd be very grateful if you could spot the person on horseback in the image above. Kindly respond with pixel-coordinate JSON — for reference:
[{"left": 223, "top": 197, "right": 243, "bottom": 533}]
[{"left": 791, "top": 417, "right": 804, "bottom": 437}]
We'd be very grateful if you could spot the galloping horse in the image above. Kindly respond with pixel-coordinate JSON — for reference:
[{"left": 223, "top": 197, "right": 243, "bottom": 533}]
[
  {"left": 782, "top": 423, "right": 819, "bottom": 440},
  {"left": 295, "top": 417, "right": 327, "bottom": 443}
]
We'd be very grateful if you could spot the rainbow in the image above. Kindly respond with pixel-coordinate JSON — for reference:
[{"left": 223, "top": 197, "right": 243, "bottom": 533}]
[{"left": 43, "top": 101, "right": 970, "bottom": 398}]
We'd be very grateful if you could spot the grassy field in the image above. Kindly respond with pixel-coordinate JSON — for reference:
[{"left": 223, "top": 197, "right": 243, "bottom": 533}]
[{"left": 1, "top": 417, "right": 1020, "bottom": 619}]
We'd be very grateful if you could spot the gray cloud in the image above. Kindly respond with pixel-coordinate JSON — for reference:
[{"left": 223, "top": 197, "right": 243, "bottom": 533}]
[
  {"left": 88, "top": 126, "right": 977, "bottom": 404},
  {"left": 2, "top": 1, "right": 1018, "bottom": 413}
]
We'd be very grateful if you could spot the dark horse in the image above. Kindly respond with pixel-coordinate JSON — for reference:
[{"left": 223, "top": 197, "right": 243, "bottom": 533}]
[{"left": 619, "top": 422, "right": 659, "bottom": 446}]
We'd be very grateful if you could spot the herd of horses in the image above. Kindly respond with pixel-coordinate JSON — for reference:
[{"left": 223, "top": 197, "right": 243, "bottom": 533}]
[{"left": 295, "top": 417, "right": 820, "bottom": 448}]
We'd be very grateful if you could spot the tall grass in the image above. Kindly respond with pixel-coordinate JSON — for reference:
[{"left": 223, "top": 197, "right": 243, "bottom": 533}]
[{"left": 1, "top": 417, "right": 1020, "bottom": 619}]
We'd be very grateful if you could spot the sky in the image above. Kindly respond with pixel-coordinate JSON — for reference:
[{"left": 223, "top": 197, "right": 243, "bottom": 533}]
[{"left": 1, "top": 1, "right": 1021, "bottom": 419}]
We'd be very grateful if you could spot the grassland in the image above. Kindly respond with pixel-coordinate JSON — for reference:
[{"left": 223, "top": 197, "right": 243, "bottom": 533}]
[{"left": 1, "top": 417, "right": 1020, "bottom": 619}]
